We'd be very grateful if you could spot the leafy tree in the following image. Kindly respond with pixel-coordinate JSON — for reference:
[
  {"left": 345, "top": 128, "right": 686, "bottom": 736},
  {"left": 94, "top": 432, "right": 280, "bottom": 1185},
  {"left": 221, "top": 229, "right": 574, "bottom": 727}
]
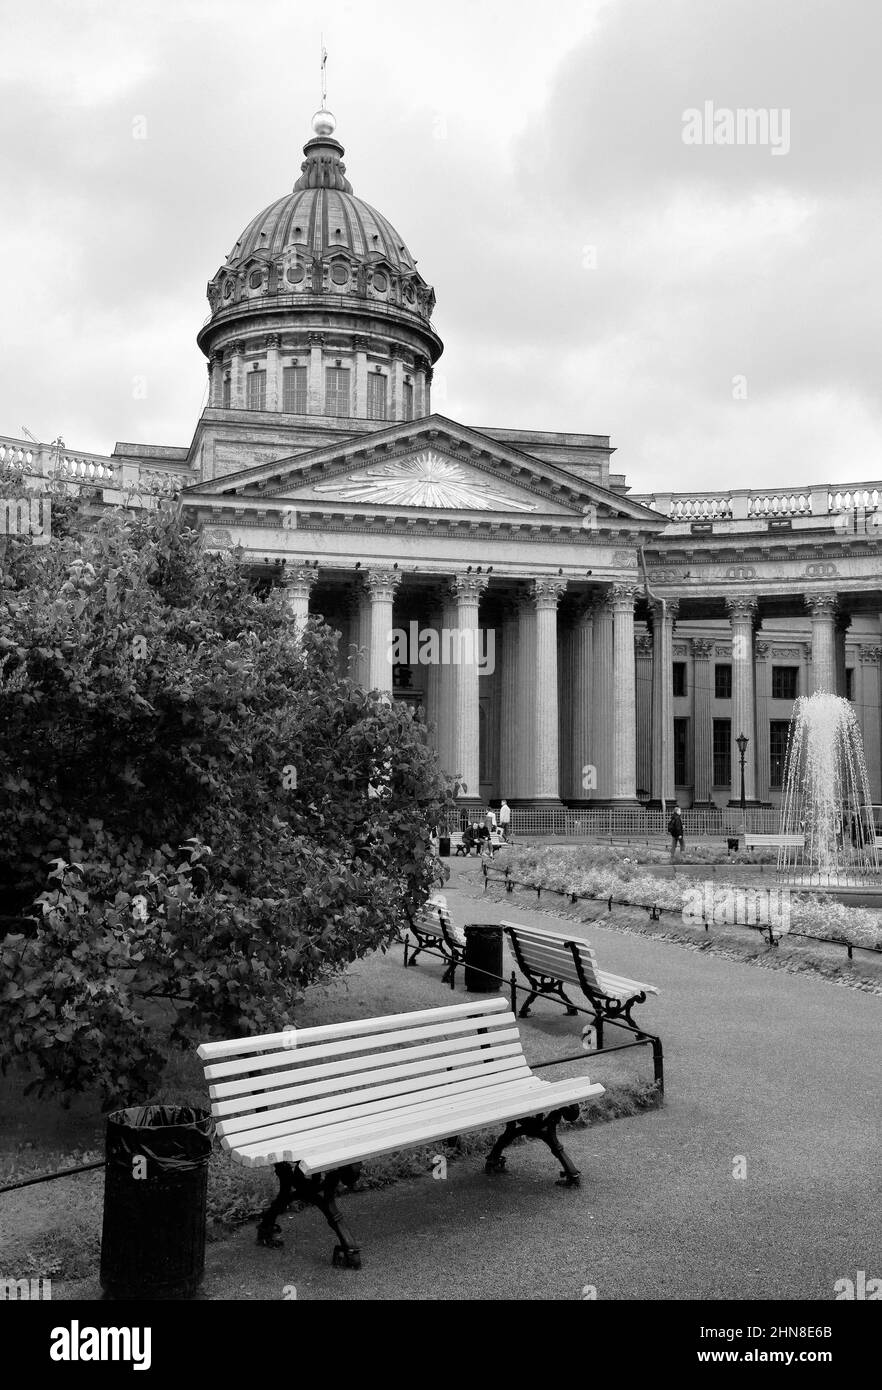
[{"left": 0, "top": 500, "right": 453, "bottom": 1100}]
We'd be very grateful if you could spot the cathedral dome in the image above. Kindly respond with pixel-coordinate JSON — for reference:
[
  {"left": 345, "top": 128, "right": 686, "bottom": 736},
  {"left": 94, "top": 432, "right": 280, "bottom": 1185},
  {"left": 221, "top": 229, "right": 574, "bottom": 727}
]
[
  {"left": 197, "top": 114, "right": 441, "bottom": 425},
  {"left": 200, "top": 122, "right": 438, "bottom": 336}
]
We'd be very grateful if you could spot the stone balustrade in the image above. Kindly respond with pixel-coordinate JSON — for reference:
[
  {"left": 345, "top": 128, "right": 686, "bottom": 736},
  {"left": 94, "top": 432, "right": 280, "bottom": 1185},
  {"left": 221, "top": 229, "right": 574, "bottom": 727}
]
[
  {"left": 0, "top": 434, "right": 193, "bottom": 499},
  {"left": 637, "top": 480, "right": 882, "bottom": 525}
]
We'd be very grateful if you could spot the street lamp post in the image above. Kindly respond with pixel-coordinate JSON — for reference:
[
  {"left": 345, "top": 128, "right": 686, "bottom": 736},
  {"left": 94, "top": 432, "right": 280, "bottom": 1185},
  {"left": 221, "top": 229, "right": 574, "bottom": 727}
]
[{"left": 736, "top": 731, "right": 749, "bottom": 839}]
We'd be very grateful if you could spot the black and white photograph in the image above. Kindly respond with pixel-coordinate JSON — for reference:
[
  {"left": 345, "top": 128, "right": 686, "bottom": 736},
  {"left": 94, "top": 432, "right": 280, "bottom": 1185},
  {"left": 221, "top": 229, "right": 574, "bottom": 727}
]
[{"left": 1, "top": 0, "right": 880, "bottom": 1360}]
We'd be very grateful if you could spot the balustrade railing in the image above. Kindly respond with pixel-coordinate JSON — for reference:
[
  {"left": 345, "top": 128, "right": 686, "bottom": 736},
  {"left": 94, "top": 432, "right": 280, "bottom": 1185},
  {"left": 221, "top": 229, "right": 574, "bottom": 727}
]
[{"left": 440, "top": 806, "right": 782, "bottom": 838}]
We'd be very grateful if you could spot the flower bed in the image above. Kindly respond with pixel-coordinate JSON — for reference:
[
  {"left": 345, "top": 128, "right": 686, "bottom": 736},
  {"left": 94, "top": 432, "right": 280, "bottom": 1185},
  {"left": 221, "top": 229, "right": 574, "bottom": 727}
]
[{"left": 493, "top": 845, "right": 882, "bottom": 952}]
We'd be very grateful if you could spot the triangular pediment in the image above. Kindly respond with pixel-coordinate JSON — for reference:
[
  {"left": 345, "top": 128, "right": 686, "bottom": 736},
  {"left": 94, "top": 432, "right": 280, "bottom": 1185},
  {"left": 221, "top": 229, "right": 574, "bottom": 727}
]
[{"left": 186, "top": 415, "right": 664, "bottom": 526}]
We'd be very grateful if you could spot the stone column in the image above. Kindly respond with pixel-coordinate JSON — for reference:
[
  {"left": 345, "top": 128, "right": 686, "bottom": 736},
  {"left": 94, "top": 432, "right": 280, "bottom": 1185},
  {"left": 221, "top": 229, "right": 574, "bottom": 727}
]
[
  {"left": 725, "top": 594, "right": 758, "bottom": 804},
  {"left": 635, "top": 634, "right": 653, "bottom": 799},
  {"left": 610, "top": 583, "right": 639, "bottom": 803},
  {"left": 691, "top": 638, "right": 714, "bottom": 803},
  {"left": 230, "top": 340, "right": 246, "bottom": 409},
  {"left": 265, "top": 334, "right": 280, "bottom": 410},
  {"left": 513, "top": 593, "right": 536, "bottom": 802},
  {"left": 436, "top": 591, "right": 456, "bottom": 778},
  {"left": 570, "top": 599, "right": 595, "bottom": 803},
  {"left": 858, "top": 647, "right": 882, "bottom": 801},
  {"left": 649, "top": 597, "right": 678, "bottom": 807},
  {"left": 754, "top": 641, "right": 771, "bottom": 804},
  {"left": 363, "top": 568, "right": 402, "bottom": 693},
  {"left": 209, "top": 351, "right": 224, "bottom": 407},
  {"left": 308, "top": 333, "right": 325, "bottom": 416},
  {"left": 805, "top": 592, "right": 837, "bottom": 694},
  {"left": 525, "top": 577, "right": 566, "bottom": 803},
  {"left": 423, "top": 599, "right": 442, "bottom": 744},
  {"left": 835, "top": 612, "right": 851, "bottom": 698},
  {"left": 283, "top": 564, "right": 317, "bottom": 633},
  {"left": 449, "top": 572, "right": 489, "bottom": 800},
  {"left": 354, "top": 336, "right": 369, "bottom": 418},
  {"left": 499, "top": 602, "right": 520, "bottom": 800},
  {"left": 390, "top": 346, "right": 405, "bottom": 421},
  {"left": 592, "top": 593, "right": 615, "bottom": 799}
]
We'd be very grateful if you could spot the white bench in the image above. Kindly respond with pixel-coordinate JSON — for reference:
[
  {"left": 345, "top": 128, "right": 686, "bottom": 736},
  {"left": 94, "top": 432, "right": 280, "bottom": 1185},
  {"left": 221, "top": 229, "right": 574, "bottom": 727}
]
[
  {"left": 502, "top": 921, "right": 659, "bottom": 1048},
  {"left": 198, "top": 997, "right": 604, "bottom": 1267},
  {"left": 403, "top": 901, "right": 466, "bottom": 986},
  {"left": 743, "top": 833, "right": 805, "bottom": 850}
]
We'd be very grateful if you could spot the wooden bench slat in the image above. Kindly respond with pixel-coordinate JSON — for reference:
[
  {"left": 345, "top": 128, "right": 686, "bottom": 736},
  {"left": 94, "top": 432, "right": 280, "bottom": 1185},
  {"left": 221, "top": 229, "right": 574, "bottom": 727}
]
[
  {"left": 234, "top": 1075, "right": 605, "bottom": 1171},
  {"left": 210, "top": 1028, "right": 524, "bottom": 1107},
  {"left": 197, "top": 997, "right": 507, "bottom": 1062},
  {"left": 204, "top": 1010, "right": 516, "bottom": 1082},
  {"left": 217, "top": 1055, "right": 533, "bottom": 1143},
  {"left": 230, "top": 1075, "right": 549, "bottom": 1161}
]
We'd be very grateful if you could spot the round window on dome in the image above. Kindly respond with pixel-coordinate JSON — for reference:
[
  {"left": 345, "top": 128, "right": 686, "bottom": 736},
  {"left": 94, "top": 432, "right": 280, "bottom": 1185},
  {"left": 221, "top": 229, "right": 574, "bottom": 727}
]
[
  {"left": 372, "top": 271, "right": 388, "bottom": 292},
  {"left": 330, "top": 263, "right": 349, "bottom": 286},
  {"left": 287, "top": 264, "right": 305, "bottom": 285},
  {"left": 249, "top": 270, "right": 263, "bottom": 289}
]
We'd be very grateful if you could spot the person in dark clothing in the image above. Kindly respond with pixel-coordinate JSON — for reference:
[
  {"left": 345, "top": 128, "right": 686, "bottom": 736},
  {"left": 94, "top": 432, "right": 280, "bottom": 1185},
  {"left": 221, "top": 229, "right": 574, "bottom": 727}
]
[{"left": 668, "top": 805, "right": 685, "bottom": 862}]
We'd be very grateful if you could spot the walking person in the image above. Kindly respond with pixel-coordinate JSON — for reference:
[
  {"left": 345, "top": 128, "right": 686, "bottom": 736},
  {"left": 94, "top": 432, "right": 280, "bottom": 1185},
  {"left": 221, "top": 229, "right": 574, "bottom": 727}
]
[
  {"left": 668, "top": 804, "right": 685, "bottom": 863},
  {"left": 498, "top": 798, "right": 512, "bottom": 841}
]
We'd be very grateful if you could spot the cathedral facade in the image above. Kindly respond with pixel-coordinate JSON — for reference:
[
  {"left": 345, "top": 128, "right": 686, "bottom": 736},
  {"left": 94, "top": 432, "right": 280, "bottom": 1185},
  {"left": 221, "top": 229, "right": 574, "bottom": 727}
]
[{"left": 7, "top": 110, "right": 882, "bottom": 810}]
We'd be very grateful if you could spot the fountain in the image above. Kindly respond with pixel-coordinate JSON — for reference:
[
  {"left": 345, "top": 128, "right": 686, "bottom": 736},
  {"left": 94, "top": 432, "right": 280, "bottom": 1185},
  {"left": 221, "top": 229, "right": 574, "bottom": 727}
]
[{"left": 778, "top": 692, "right": 880, "bottom": 888}]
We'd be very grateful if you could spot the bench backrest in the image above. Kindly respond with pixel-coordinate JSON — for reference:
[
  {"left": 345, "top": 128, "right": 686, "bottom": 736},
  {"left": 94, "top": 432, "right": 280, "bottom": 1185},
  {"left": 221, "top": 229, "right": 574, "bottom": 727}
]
[
  {"left": 197, "top": 997, "right": 524, "bottom": 1149},
  {"left": 412, "top": 902, "right": 464, "bottom": 946},
  {"left": 501, "top": 922, "right": 602, "bottom": 994}
]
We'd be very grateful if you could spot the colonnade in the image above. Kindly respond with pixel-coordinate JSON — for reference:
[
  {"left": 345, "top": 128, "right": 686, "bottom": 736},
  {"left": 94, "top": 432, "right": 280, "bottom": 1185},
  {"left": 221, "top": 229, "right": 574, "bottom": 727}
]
[{"left": 283, "top": 568, "right": 867, "bottom": 805}]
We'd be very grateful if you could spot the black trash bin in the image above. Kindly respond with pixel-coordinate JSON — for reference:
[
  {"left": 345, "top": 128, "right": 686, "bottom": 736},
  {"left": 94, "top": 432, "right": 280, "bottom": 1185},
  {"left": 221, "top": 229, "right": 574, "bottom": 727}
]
[
  {"left": 727, "top": 837, "right": 740, "bottom": 852},
  {"left": 439, "top": 836, "right": 451, "bottom": 857},
  {"left": 100, "top": 1104, "right": 212, "bottom": 1300},
  {"left": 464, "top": 924, "right": 504, "bottom": 992}
]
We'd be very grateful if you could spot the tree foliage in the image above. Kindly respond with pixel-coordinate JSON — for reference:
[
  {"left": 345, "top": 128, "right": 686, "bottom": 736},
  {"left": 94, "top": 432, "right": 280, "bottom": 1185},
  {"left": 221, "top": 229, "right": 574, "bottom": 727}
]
[{"left": 0, "top": 500, "right": 452, "bottom": 1100}]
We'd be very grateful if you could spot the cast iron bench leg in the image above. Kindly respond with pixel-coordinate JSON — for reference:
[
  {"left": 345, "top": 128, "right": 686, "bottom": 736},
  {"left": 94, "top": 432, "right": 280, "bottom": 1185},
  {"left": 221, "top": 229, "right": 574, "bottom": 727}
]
[{"left": 257, "top": 1161, "right": 296, "bottom": 1248}]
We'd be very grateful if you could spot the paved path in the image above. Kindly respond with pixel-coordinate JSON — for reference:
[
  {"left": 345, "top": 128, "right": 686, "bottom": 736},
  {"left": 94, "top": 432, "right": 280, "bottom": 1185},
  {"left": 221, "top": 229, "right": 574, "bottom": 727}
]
[{"left": 58, "top": 859, "right": 882, "bottom": 1300}]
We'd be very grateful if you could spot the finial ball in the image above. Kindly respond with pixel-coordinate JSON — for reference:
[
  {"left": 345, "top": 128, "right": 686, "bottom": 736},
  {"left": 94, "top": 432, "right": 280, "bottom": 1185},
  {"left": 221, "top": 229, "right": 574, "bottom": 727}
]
[{"left": 312, "top": 109, "right": 337, "bottom": 137}]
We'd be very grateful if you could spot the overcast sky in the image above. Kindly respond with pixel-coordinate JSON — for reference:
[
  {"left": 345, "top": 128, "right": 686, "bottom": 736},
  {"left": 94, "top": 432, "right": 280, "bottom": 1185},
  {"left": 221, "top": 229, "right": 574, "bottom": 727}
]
[{"left": 2, "top": 0, "right": 880, "bottom": 495}]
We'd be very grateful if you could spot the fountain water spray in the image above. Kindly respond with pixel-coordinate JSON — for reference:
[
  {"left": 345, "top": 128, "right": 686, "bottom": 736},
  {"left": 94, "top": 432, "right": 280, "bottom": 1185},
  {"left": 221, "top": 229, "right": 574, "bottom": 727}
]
[{"left": 778, "top": 692, "right": 879, "bottom": 886}]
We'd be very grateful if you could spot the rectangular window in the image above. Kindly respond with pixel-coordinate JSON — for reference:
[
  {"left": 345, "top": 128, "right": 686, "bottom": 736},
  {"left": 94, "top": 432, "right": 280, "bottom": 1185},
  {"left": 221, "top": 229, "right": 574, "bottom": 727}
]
[
  {"left": 222, "top": 376, "right": 231, "bottom": 409},
  {"left": 769, "top": 719, "right": 791, "bottom": 789},
  {"left": 283, "top": 365, "right": 308, "bottom": 414},
  {"left": 246, "top": 369, "right": 266, "bottom": 411},
  {"left": 674, "top": 717, "right": 689, "bottom": 785},
  {"left": 325, "top": 366, "right": 351, "bottom": 417},
  {"left": 713, "top": 718, "right": 731, "bottom": 787},
  {"left": 771, "top": 666, "right": 798, "bottom": 701},
  {"left": 672, "top": 662, "right": 687, "bottom": 698},
  {"left": 846, "top": 668, "right": 854, "bottom": 702},
  {"left": 714, "top": 663, "right": 732, "bottom": 700},
  {"left": 367, "top": 373, "right": 387, "bottom": 420},
  {"left": 403, "top": 380, "right": 414, "bottom": 421}
]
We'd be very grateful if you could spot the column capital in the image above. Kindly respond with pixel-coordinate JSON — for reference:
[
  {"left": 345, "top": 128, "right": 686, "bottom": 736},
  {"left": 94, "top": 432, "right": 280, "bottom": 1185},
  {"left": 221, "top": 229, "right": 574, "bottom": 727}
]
[
  {"left": 265, "top": 333, "right": 280, "bottom": 349},
  {"left": 755, "top": 641, "right": 771, "bottom": 660},
  {"left": 353, "top": 334, "right": 369, "bottom": 351},
  {"left": 308, "top": 332, "right": 325, "bottom": 347},
  {"left": 649, "top": 596, "right": 679, "bottom": 624},
  {"left": 283, "top": 563, "right": 318, "bottom": 598},
  {"left": 530, "top": 575, "right": 567, "bottom": 610},
  {"left": 692, "top": 637, "right": 714, "bottom": 659},
  {"left": 859, "top": 645, "right": 882, "bottom": 665},
  {"left": 635, "top": 633, "right": 653, "bottom": 656},
  {"left": 724, "top": 593, "right": 758, "bottom": 621},
  {"left": 572, "top": 595, "right": 598, "bottom": 626},
  {"left": 804, "top": 591, "right": 838, "bottom": 617},
  {"left": 610, "top": 581, "right": 640, "bottom": 612},
  {"left": 363, "top": 568, "right": 403, "bottom": 602},
  {"left": 448, "top": 572, "right": 490, "bottom": 603}
]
